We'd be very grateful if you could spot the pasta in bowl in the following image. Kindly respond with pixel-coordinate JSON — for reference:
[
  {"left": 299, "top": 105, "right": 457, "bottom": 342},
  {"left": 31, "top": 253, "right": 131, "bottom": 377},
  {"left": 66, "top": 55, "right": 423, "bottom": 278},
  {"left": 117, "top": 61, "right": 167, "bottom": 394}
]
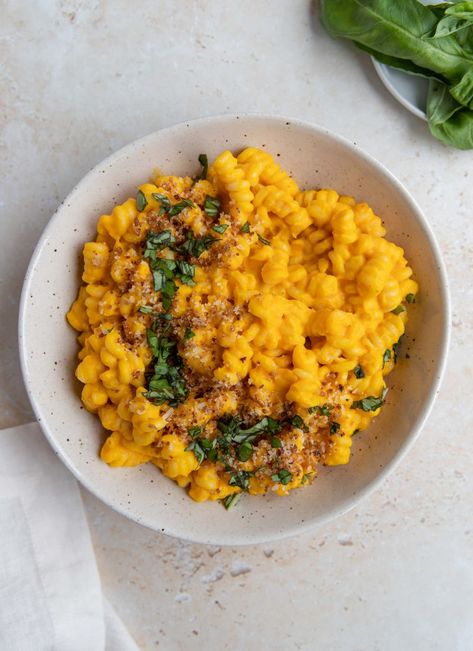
[
  {"left": 67, "top": 147, "right": 417, "bottom": 509},
  {"left": 19, "top": 116, "right": 448, "bottom": 544}
]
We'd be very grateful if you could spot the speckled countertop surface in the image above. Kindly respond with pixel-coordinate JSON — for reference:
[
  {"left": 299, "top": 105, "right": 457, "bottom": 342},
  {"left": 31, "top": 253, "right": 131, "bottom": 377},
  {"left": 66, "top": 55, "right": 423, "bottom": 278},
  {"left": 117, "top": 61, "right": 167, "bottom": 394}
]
[{"left": 1, "top": 1, "right": 472, "bottom": 650}]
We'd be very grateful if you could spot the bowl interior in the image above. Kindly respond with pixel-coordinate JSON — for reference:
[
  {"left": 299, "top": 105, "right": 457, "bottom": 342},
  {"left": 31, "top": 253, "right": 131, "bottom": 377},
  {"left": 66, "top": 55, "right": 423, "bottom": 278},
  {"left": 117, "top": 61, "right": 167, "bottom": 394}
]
[{"left": 19, "top": 115, "right": 449, "bottom": 545}]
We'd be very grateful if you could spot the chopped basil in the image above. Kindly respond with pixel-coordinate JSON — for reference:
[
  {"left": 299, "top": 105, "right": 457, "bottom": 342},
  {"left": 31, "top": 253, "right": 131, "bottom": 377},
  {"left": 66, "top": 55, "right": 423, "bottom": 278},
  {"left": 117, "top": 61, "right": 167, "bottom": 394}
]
[
  {"left": 353, "top": 365, "right": 365, "bottom": 379},
  {"left": 405, "top": 293, "right": 416, "bottom": 303},
  {"left": 308, "top": 404, "right": 332, "bottom": 416},
  {"left": 391, "top": 305, "right": 406, "bottom": 315},
  {"left": 301, "top": 473, "right": 312, "bottom": 484},
  {"left": 290, "top": 415, "right": 309, "bottom": 432},
  {"left": 151, "top": 193, "right": 171, "bottom": 215},
  {"left": 212, "top": 223, "right": 228, "bottom": 234},
  {"left": 197, "top": 153, "right": 208, "bottom": 180},
  {"left": 222, "top": 493, "right": 241, "bottom": 510},
  {"left": 271, "top": 436, "right": 282, "bottom": 448},
  {"left": 203, "top": 195, "right": 221, "bottom": 218},
  {"left": 329, "top": 422, "right": 340, "bottom": 434},
  {"left": 136, "top": 189, "right": 148, "bottom": 212},
  {"left": 138, "top": 306, "right": 160, "bottom": 316},
  {"left": 188, "top": 426, "right": 202, "bottom": 438},
  {"left": 237, "top": 441, "right": 253, "bottom": 462},
  {"left": 144, "top": 230, "right": 176, "bottom": 261},
  {"left": 352, "top": 388, "right": 388, "bottom": 412},
  {"left": 228, "top": 470, "right": 252, "bottom": 490},
  {"left": 257, "top": 233, "right": 270, "bottom": 245},
  {"left": 168, "top": 199, "right": 194, "bottom": 217},
  {"left": 176, "top": 260, "right": 196, "bottom": 286},
  {"left": 383, "top": 349, "right": 391, "bottom": 367},
  {"left": 143, "top": 328, "right": 188, "bottom": 407},
  {"left": 393, "top": 338, "right": 402, "bottom": 363},
  {"left": 240, "top": 222, "right": 250, "bottom": 233},
  {"left": 271, "top": 469, "right": 292, "bottom": 485},
  {"left": 184, "top": 327, "right": 195, "bottom": 341},
  {"left": 179, "top": 231, "right": 218, "bottom": 258},
  {"left": 185, "top": 440, "right": 205, "bottom": 464}
]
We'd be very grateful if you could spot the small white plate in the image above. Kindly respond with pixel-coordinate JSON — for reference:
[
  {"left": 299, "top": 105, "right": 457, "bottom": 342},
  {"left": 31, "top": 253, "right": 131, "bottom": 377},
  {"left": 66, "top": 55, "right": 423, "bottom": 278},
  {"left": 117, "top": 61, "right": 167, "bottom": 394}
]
[{"left": 372, "top": 59, "right": 428, "bottom": 121}]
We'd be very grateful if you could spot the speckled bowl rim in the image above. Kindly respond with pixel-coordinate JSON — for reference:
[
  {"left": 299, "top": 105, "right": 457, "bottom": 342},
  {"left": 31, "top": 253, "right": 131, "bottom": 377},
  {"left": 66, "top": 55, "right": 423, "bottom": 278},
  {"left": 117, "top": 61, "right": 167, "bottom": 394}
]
[{"left": 18, "top": 114, "right": 451, "bottom": 545}]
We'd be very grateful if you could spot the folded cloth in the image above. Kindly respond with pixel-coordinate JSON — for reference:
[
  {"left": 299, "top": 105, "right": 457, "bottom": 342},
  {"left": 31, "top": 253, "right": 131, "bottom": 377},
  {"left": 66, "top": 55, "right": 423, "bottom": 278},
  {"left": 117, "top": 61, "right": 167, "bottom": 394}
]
[{"left": 0, "top": 422, "right": 139, "bottom": 651}]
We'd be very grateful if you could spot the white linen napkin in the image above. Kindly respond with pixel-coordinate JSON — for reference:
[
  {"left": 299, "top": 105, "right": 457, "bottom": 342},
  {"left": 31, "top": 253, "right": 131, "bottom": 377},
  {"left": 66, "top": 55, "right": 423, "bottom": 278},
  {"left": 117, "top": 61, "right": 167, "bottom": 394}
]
[{"left": 0, "top": 422, "right": 139, "bottom": 651}]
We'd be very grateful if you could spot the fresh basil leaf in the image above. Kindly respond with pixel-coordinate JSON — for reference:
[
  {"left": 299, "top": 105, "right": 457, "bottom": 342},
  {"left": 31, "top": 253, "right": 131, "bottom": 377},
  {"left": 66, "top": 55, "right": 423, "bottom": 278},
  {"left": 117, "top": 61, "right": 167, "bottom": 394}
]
[
  {"left": 136, "top": 190, "right": 148, "bottom": 212},
  {"left": 188, "top": 426, "right": 202, "bottom": 438},
  {"left": 203, "top": 195, "right": 221, "bottom": 218},
  {"left": 212, "top": 224, "right": 228, "bottom": 234},
  {"left": 329, "top": 422, "right": 340, "bottom": 434},
  {"left": 151, "top": 193, "right": 171, "bottom": 215},
  {"left": 352, "top": 387, "right": 388, "bottom": 412},
  {"left": 308, "top": 404, "right": 331, "bottom": 416},
  {"left": 240, "top": 222, "right": 250, "bottom": 233},
  {"left": 290, "top": 415, "right": 309, "bottom": 432},
  {"left": 391, "top": 305, "right": 406, "bottom": 315},
  {"left": 354, "top": 365, "right": 365, "bottom": 379},
  {"left": 257, "top": 234, "right": 270, "bottom": 245},
  {"left": 355, "top": 42, "right": 446, "bottom": 82},
  {"left": 197, "top": 153, "right": 208, "bottom": 180},
  {"left": 271, "top": 469, "right": 292, "bottom": 485},
  {"left": 228, "top": 470, "right": 252, "bottom": 490},
  {"left": 169, "top": 199, "right": 194, "bottom": 217},
  {"left": 184, "top": 327, "right": 195, "bottom": 341},
  {"left": 271, "top": 436, "right": 282, "bottom": 448},
  {"left": 179, "top": 231, "right": 219, "bottom": 258},
  {"left": 383, "top": 349, "right": 391, "bottom": 367},
  {"left": 222, "top": 493, "right": 241, "bottom": 510},
  {"left": 186, "top": 440, "right": 205, "bottom": 464},
  {"left": 405, "top": 293, "right": 416, "bottom": 303},
  {"left": 237, "top": 441, "right": 253, "bottom": 462}
]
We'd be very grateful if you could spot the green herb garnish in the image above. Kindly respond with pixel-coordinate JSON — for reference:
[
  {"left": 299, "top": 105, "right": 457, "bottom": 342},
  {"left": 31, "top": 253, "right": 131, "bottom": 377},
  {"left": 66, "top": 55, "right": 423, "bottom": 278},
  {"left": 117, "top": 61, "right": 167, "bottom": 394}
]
[
  {"left": 168, "top": 199, "right": 194, "bottom": 217},
  {"left": 383, "top": 349, "right": 391, "bottom": 367},
  {"left": 179, "top": 231, "right": 218, "bottom": 258},
  {"left": 257, "top": 233, "right": 270, "bottom": 245},
  {"left": 228, "top": 470, "right": 253, "bottom": 490},
  {"left": 144, "top": 230, "right": 176, "bottom": 261},
  {"left": 184, "top": 327, "right": 195, "bottom": 341},
  {"left": 151, "top": 193, "right": 171, "bottom": 215},
  {"left": 329, "top": 422, "right": 340, "bottom": 434},
  {"left": 143, "top": 328, "right": 188, "bottom": 406},
  {"left": 353, "top": 365, "right": 365, "bottom": 379},
  {"left": 352, "top": 387, "right": 388, "bottom": 412},
  {"left": 237, "top": 441, "right": 254, "bottom": 462},
  {"left": 203, "top": 195, "right": 221, "bottom": 218},
  {"left": 308, "top": 404, "right": 332, "bottom": 416},
  {"left": 290, "top": 415, "right": 309, "bottom": 432},
  {"left": 405, "top": 293, "right": 416, "bottom": 303},
  {"left": 188, "top": 426, "right": 202, "bottom": 438},
  {"left": 271, "top": 436, "right": 282, "bottom": 448},
  {"left": 212, "top": 224, "right": 228, "bottom": 234},
  {"left": 197, "top": 153, "right": 208, "bottom": 180},
  {"left": 240, "top": 222, "right": 250, "bottom": 233},
  {"left": 222, "top": 493, "right": 242, "bottom": 510},
  {"left": 185, "top": 440, "right": 205, "bottom": 464},
  {"left": 136, "top": 190, "right": 148, "bottom": 212},
  {"left": 391, "top": 305, "right": 406, "bottom": 315},
  {"left": 271, "top": 469, "right": 293, "bottom": 485}
]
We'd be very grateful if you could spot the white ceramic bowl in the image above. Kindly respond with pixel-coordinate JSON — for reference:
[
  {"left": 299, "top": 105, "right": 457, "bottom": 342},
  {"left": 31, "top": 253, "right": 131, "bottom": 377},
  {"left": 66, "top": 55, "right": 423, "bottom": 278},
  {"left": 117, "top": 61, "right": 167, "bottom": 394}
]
[{"left": 19, "top": 115, "right": 450, "bottom": 545}]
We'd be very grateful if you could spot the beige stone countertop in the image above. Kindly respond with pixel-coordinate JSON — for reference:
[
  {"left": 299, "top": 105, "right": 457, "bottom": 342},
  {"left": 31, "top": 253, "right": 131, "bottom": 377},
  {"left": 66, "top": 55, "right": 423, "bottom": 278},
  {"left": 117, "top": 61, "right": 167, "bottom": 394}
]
[{"left": 1, "top": 1, "right": 472, "bottom": 649}]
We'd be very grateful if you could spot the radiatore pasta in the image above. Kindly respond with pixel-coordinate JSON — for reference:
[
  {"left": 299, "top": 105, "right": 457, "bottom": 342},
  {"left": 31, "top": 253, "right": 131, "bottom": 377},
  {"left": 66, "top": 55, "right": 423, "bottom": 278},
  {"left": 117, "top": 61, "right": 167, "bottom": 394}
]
[{"left": 67, "top": 147, "right": 417, "bottom": 507}]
